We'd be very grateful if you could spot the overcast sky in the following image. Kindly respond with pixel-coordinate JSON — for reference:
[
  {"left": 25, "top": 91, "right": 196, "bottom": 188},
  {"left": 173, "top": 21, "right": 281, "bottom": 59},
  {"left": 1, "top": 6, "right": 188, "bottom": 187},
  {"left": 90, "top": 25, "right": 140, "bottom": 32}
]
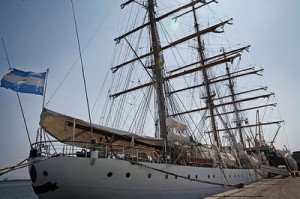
[{"left": 0, "top": 0, "right": 299, "bottom": 180}]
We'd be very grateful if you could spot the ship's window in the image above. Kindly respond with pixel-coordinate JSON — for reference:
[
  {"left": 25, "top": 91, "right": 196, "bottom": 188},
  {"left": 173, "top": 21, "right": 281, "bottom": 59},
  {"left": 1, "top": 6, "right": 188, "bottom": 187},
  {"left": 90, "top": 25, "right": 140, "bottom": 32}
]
[
  {"left": 238, "top": 175, "right": 239, "bottom": 177},
  {"left": 213, "top": 175, "right": 215, "bottom": 179},
  {"left": 234, "top": 175, "right": 236, "bottom": 178},
  {"left": 195, "top": 175, "right": 198, "bottom": 179},
  {"left": 229, "top": 175, "right": 231, "bottom": 178},
  {"left": 43, "top": 171, "right": 48, "bottom": 177},
  {"left": 147, "top": 173, "right": 151, "bottom": 178},
  {"left": 107, "top": 172, "right": 113, "bottom": 177},
  {"left": 241, "top": 174, "right": 243, "bottom": 177},
  {"left": 188, "top": 174, "right": 190, "bottom": 179},
  {"left": 175, "top": 175, "right": 178, "bottom": 179},
  {"left": 165, "top": 174, "right": 168, "bottom": 179},
  {"left": 208, "top": 175, "right": 210, "bottom": 179},
  {"left": 126, "top": 172, "right": 130, "bottom": 178}
]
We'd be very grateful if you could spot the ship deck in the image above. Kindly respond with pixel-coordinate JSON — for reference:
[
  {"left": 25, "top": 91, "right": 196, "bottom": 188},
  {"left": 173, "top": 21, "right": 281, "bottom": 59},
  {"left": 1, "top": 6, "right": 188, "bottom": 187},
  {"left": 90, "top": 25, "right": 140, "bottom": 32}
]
[{"left": 206, "top": 172, "right": 300, "bottom": 199}]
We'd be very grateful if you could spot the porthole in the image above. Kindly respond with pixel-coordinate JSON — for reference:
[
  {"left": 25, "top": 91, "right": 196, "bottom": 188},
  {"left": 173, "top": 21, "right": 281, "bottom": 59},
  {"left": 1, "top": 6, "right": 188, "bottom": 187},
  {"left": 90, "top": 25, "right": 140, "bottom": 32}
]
[
  {"left": 43, "top": 171, "right": 48, "bottom": 177},
  {"left": 165, "top": 174, "right": 168, "bottom": 179},
  {"left": 213, "top": 175, "right": 215, "bottom": 179},
  {"left": 195, "top": 175, "right": 198, "bottom": 179},
  {"left": 188, "top": 174, "right": 190, "bottom": 179},
  {"left": 126, "top": 172, "right": 131, "bottom": 178},
  {"left": 238, "top": 175, "right": 239, "bottom": 177},
  {"left": 234, "top": 175, "right": 236, "bottom": 178},
  {"left": 208, "top": 175, "right": 210, "bottom": 179},
  {"left": 241, "top": 174, "right": 243, "bottom": 177},
  {"left": 175, "top": 175, "right": 178, "bottom": 179},
  {"left": 229, "top": 175, "right": 231, "bottom": 178},
  {"left": 147, "top": 173, "right": 152, "bottom": 178},
  {"left": 107, "top": 172, "right": 113, "bottom": 177}
]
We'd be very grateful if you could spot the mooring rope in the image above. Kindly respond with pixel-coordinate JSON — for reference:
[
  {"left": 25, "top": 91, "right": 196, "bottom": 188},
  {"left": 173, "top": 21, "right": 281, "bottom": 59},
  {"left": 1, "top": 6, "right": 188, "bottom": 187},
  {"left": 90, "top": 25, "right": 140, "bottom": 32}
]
[
  {"left": 0, "top": 156, "right": 56, "bottom": 177},
  {"left": 0, "top": 158, "right": 29, "bottom": 177}
]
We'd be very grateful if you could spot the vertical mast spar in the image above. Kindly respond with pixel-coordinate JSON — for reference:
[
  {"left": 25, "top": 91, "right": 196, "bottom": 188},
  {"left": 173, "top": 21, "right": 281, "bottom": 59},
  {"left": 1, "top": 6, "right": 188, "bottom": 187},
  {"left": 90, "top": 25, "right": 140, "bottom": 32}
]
[
  {"left": 222, "top": 49, "right": 243, "bottom": 168},
  {"left": 191, "top": 3, "right": 219, "bottom": 147},
  {"left": 147, "top": 0, "right": 168, "bottom": 143},
  {"left": 191, "top": 3, "right": 227, "bottom": 168},
  {"left": 223, "top": 49, "right": 245, "bottom": 148}
]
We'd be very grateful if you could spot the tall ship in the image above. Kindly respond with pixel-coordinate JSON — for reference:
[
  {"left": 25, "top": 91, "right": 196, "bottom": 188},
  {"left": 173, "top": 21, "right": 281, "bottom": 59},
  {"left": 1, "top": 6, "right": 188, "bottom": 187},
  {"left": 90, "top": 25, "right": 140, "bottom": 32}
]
[{"left": 26, "top": 0, "right": 287, "bottom": 198}]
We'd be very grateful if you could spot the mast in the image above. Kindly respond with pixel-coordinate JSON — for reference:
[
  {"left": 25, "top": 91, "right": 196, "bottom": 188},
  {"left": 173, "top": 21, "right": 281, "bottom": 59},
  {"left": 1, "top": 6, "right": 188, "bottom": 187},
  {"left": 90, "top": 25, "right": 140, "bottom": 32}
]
[
  {"left": 147, "top": 0, "right": 168, "bottom": 140},
  {"left": 191, "top": 3, "right": 219, "bottom": 147},
  {"left": 255, "top": 110, "right": 266, "bottom": 147},
  {"left": 223, "top": 49, "right": 245, "bottom": 148}
]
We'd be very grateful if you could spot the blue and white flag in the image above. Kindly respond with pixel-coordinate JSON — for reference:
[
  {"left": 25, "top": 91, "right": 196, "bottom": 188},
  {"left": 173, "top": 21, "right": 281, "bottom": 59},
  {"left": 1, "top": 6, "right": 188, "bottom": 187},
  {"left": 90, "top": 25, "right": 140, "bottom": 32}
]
[{"left": 1, "top": 68, "right": 46, "bottom": 95}]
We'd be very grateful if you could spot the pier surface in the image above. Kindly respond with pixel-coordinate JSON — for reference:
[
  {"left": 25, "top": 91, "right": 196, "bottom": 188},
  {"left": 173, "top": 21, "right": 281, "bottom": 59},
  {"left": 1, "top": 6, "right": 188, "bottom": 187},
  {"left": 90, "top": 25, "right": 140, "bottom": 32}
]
[{"left": 206, "top": 176, "right": 300, "bottom": 199}]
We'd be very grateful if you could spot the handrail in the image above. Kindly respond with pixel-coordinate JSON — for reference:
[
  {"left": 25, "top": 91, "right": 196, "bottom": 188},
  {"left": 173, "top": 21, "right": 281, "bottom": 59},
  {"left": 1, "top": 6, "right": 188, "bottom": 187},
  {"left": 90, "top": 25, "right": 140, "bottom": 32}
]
[{"left": 30, "top": 140, "right": 168, "bottom": 164}]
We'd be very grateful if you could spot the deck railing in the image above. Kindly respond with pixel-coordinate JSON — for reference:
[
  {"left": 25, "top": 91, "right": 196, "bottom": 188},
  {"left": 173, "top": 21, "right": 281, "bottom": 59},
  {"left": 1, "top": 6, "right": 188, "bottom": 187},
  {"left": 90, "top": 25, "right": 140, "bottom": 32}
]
[{"left": 30, "top": 140, "right": 171, "bottom": 164}]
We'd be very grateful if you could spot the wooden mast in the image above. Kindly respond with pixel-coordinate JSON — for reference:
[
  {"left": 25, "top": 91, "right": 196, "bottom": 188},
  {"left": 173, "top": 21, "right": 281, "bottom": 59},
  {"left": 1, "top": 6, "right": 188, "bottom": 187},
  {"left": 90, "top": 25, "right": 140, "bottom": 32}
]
[
  {"left": 191, "top": 3, "right": 219, "bottom": 147},
  {"left": 223, "top": 49, "right": 245, "bottom": 148},
  {"left": 147, "top": 0, "right": 168, "bottom": 141}
]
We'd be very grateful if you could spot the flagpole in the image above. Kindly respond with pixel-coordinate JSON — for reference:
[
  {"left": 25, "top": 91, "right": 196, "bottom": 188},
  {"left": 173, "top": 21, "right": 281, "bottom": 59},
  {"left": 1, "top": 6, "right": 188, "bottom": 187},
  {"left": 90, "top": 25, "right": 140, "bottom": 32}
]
[
  {"left": 42, "top": 68, "right": 49, "bottom": 110},
  {"left": 2, "top": 37, "right": 32, "bottom": 148},
  {"left": 17, "top": 92, "right": 32, "bottom": 147},
  {"left": 39, "top": 68, "right": 49, "bottom": 146}
]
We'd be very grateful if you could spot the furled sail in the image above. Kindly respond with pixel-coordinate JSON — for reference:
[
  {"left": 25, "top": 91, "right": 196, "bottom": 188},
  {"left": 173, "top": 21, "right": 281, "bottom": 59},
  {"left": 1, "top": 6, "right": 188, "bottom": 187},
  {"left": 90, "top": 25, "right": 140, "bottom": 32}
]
[{"left": 40, "top": 108, "right": 164, "bottom": 148}]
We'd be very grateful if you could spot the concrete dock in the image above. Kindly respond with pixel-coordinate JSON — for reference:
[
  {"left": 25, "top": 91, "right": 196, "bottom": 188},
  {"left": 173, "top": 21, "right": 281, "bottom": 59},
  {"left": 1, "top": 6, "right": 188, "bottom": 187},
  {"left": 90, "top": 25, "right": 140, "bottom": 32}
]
[{"left": 206, "top": 175, "right": 300, "bottom": 199}]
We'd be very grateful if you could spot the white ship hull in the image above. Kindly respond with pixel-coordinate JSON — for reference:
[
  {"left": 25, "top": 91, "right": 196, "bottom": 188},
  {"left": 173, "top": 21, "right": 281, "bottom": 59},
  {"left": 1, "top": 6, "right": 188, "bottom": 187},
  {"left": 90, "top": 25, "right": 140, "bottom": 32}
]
[{"left": 28, "top": 156, "right": 262, "bottom": 199}]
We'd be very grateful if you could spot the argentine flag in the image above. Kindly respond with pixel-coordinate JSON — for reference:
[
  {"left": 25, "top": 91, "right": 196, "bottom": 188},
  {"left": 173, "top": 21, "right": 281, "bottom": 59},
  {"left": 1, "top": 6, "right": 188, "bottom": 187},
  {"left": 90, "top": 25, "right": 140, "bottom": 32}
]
[{"left": 1, "top": 68, "right": 46, "bottom": 96}]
